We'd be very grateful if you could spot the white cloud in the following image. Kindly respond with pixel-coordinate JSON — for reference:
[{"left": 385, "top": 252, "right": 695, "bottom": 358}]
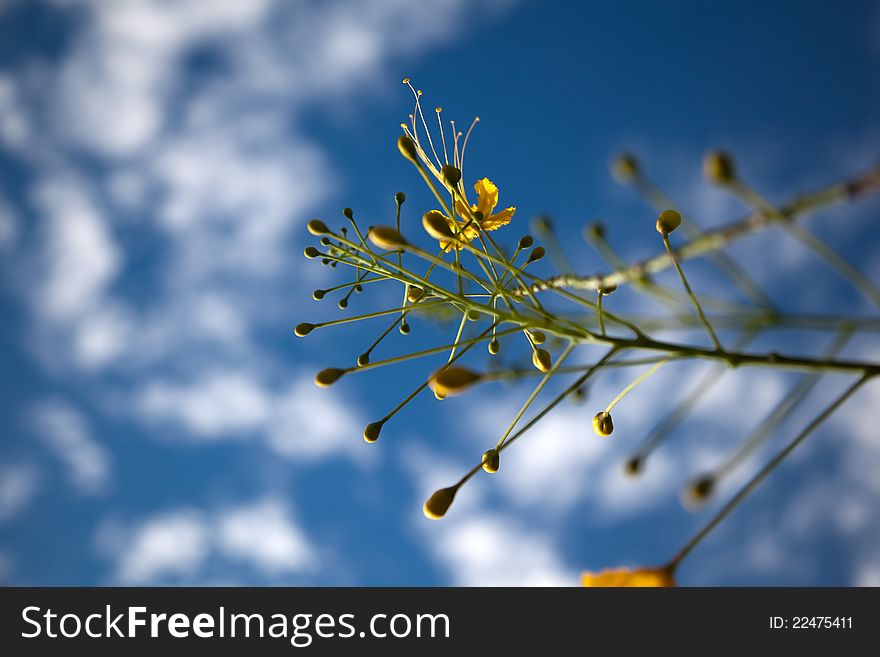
[
  {"left": 30, "top": 399, "right": 111, "bottom": 494},
  {"left": 111, "top": 509, "right": 210, "bottom": 584},
  {"left": 32, "top": 177, "right": 121, "bottom": 323},
  {"left": 0, "top": 195, "right": 16, "bottom": 250},
  {"left": 0, "top": 464, "right": 40, "bottom": 522},
  {"left": 137, "top": 371, "right": 365, "bottom": 462},
  {"left": 426, "top": 513, "right": 575, "bottom": 586},
  {"left": 104, "top": 497, "right": 316, "bottom": 584},
  {"left": 404, "top": 443, "right": 576, "bottom": 586},
  {"left": 217, "top": 499, "right": 315, "bottom": 575}
]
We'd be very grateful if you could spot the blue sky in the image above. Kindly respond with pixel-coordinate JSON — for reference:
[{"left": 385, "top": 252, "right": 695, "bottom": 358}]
[{"left": 1, "top": 0, "right": 879, "bottom": 586}]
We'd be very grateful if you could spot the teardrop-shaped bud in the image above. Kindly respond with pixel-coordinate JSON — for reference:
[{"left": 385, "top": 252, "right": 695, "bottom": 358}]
[
  {"left": 314, "top": 368, "right": 346, "bottom": 388},
  {"left": 623, "top": 455, "right": 642, "bottom": 476},
  {"left": 482, "top": 448, "right": 500, "bottom": 474},
  {"left": 422, "top": 210, "right": 455, "bottom": 241},
  {"left": 703, "top": 150, "right": 735, "bottom": 184},
  {"left": 598, "top": 284, "right": 618, "bottom": 296},
  {"left": 423, "top": 486, "right": 457, "bottom": 519},
  {"left": 441, "top": 164, "right": 462, "bottom": 187},
  {"left": 611, "top": 153, "right": 639, "bottom": 183},
  {"left": 397, "top": 135, "right": 419, "bottom": 165},
  {"left": 357, "top": 353, "right": 370, "bottom": 367},
  {"left": 585, "top": 222, "right": 606, "bottom": 241},
  {"left": 428, "top": 366, "right": 483, "bottom": 397},
  {"left": 363, "top": 420, "right": 384, "bottom": 444},
  {"left": 395, "top": 191, "right": 406, "bottom": 205},
  {"left": 407, "top": 286, "right": 424, "bottom": 303},
  {"left": 294, "top": 323, "right": 315, "bottom": 337},
  {"left": 518, "top": 235, "right": 534, "bottom": 250},
  {"left": 304, "top": 246, "right": 320, "bottom": 259},
  {"left": 532, "top": 348, "right": 552, "bottom": 372},
  {"left": 307, "top": 219, "right": 329, "bottom": 236},
  {"left": 526, "top": 246, "right": 545, "bottom": 264},
  {"left": 592, "top": 411, "right": 614, "bottom": 437},
  {"left": 369, "top": 226, "right": 408, "bottom": 251},
  {"left": 683, "top": 475, "right": 715, "bottom": 508},
  {"left": 488, "top": 338, "right": 500, "bottom": 355},
  {"left": 655, "top": 209, "right": 682, "bottom": 236},
  {"left": 530, "top": 330, "right": 546, "bottom": 345},
  {"left": 312, "top": 289, "right": 326, "bottom": 301}
]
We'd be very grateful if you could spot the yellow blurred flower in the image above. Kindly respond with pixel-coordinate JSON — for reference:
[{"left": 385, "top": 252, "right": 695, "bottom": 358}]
[{"left": 580, "top": 566, "right": 675, "bottom": 587}]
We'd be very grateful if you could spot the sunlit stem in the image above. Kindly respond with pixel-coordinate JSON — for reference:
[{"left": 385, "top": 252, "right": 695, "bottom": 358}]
[
  {"left": 633, "top": 172, "right": 775, "bottom": 310},
  {"left": 667, "top": 374, "right": 872, "bottom": 570},
  {"left": 321, "top": 276, "right": 385, "bottom": 295},
  {"left": 662, "top": 233, "right": 723, "bottom": 351},
  {"left": 597, "top": 291, "right": 606, "bottom": 336},
  {"left": 494, "top": 342, "right": 576, "bottom": 450},
  {"left": 351, "top": 325, "right": 522, "bottom": 375},
  {"left": 373, "top": 323, "right": 498, "bottom": 426},
  {"left": 628, "top": 329, "right": 758, "bottom": 466},
  {"left": 711, "top": 326, "right": 853, "bottom": 479},
  {"left": 732, "top": 179, "right": 880, "bottom": 308},
  {"left": 451, "top": 348, "right": 619, "bottom": 493},
  {"left": 603, "top": 359, "right": 668, "bottom": 415},
  {"left": 448, "top": 312, "right": 468, "bottom": 362},
  {"left": 305, "top": 300, "right": 446, "bottom": 331}
]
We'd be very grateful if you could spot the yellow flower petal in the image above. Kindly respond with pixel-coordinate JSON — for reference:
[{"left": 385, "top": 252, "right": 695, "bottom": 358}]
[
  {"left": 481, "top": 206, "right": 516, "bottom": 231},
  {"left": 580, "top": 566, "right": 675, "bottom": 587},
  {"left": 474, "top": 178, "right": 499, "bottom": 218}
]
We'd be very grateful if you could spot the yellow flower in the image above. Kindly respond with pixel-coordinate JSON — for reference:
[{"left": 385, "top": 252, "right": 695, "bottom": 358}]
[
  {"left": 426, "top": 178, "right": 516, "bottom": 250},
  {"left": 580, "top": 566, "right": 675, "bottom": 587},
  {"left": 397, "top": 82, "right": 515, "bottom": 248},
  {"left": 456, "top": 177, "right": 516, "bottom": 232}
]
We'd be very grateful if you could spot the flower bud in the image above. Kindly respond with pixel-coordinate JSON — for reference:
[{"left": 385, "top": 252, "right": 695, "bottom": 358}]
[
  {"left": 357, "top": 353, "right": 369, "bottom": 367},
  {"left": 395, "top": 191, "right": 406, "bottom": 205},
  {"left": 422, "top": 210, "right": 455, "bottom": 241},
  {"left": 312, "top": 289, "right": 326, "bottom": 301},
  {"left": 397, "top": 135, "right": 419, "bottom": 165},
  {"left": 304, "top": 246, "right": 320, "bottom": 259},
  {"left": 423, "top": 486, "right": 457, "bottom": 519},
  {"left": 598, "top": 284, "right": 617, "bottom": 296},
  {"left": 294, "top": 323, "right": 315, "bottom": 337},
  {"left": 655, "top": 209, "right": 682, "bottom": 236},
  {"left": 518, "top": 235, "right": 534, "bottom": 250},
  {"left": 482, "top": 448, "right": 500, "bottom": 474},
  {"left": 407, "top": 286, "right": 424, "bottom": 303},
  {"left": 337, "top": 298, "right": 348, "bottom": 310},
  {"left": 526, "top": 246, "right": 545, "bottom": 264},
  {"left": 363, "top": 420, "right": 384, "bottom": 444},
  {"left": 307, "top": 219, "right": 329, "bottom": 236},
  {"left": 531, "top": 215, "right": 552, "bottom": 233},
  {"left": 611, "top": 153, "right": 639, "bottom": 183},
  {"left": 428, "top": 366, "right": 483, "bottom": 397},
  {"left": 441, "top": 164, "right": 462, "bottom": 187},
  {"left": 314, "top": 368, "right": 345, "bottom": 387},
  {"left": 530, "top": 330, "right": 546, "bottom": 344},
  {"left": 592, "top": 411, "right": 614, "bottom": 437},
  {"left": 368, "top": 226, "right": 408, "bottom": 251},
  {"left": 623, "top": 455, "right": 642, "bottom": 476},
  {"left": 585, "top": 222, "right": 606, "bottom": 241},
  {"left": 683, "top": 475, "right": 715, "bottom": 507},
  {"left": 488, "top": 338, "right": 500, "bottom": 355},
  {"left": 532, "top": 348, "right": 552, "bottom": 372},
  {"left": 703, "top": 150, "right": 735, "bottom": 184}
]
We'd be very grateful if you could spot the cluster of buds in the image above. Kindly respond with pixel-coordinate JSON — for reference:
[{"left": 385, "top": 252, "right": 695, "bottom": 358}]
[{"left": 297, "top": 81, "right": 880, "bottom": 584}]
